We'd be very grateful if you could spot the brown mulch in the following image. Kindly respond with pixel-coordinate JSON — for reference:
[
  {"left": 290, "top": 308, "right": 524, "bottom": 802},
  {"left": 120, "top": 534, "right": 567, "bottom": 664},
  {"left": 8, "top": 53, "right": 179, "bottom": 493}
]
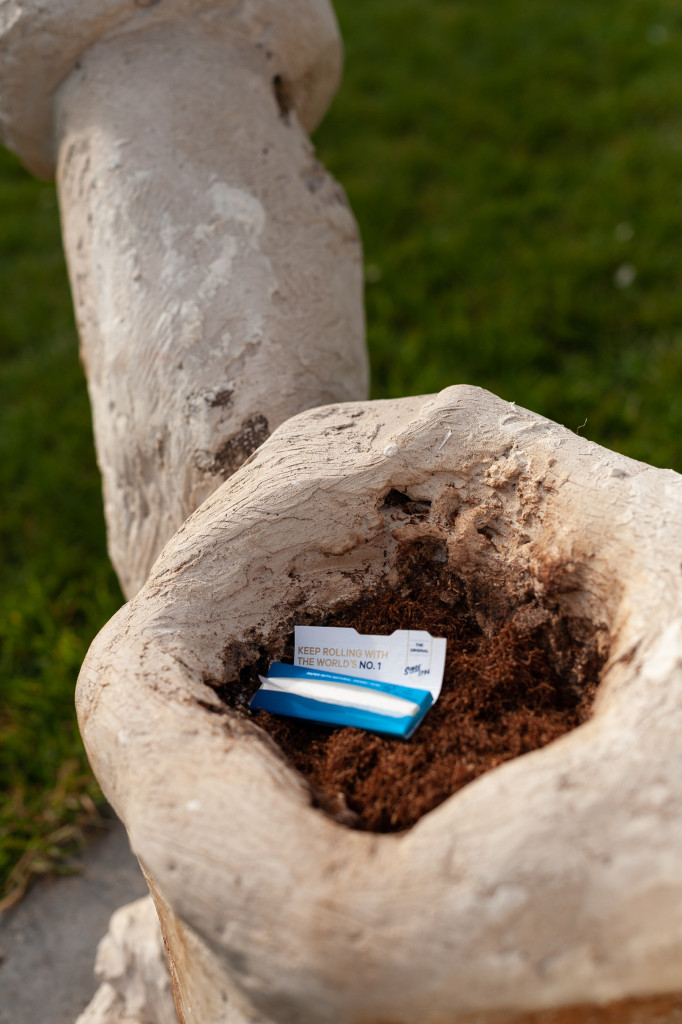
[{"left": 241, "top": 556, "right": 606, "bottom": 833}]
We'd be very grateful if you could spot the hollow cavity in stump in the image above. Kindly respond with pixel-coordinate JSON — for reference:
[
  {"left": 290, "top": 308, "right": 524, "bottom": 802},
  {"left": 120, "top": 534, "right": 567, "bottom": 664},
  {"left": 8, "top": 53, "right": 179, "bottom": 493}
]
[{"left": 217, "top": 532, "right": 608, "bottom": 833}]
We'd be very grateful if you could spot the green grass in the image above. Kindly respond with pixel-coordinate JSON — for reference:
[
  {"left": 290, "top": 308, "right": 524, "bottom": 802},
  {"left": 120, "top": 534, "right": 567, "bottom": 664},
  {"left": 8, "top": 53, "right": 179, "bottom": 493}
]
[
  {"left": 321, "top": 0, "right": 682, "bottom": 468},
  {"left": 2, "top": 0, "right": 682, "bottom": 900},
  {"left": 0, "top": 153, "right": 121, "bottom": 907}
]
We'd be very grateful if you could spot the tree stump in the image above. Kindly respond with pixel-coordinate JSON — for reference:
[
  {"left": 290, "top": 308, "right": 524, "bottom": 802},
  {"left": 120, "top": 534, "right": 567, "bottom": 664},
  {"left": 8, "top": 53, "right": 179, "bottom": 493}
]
[{"left": 76, "top": 386, "right": 682, "bottom": 1023}]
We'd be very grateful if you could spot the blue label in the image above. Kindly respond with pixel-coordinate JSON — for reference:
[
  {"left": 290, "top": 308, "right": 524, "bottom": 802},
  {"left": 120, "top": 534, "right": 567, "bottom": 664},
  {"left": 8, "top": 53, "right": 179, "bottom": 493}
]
[{"left": 249, "top": 663, "right": 433, "bottom": 739}]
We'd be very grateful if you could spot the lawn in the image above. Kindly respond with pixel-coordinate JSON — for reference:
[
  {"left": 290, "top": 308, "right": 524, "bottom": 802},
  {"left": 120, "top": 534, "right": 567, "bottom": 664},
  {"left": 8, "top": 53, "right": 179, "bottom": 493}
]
[{"left": 2, "top": 0, "right": 682, "bottom": 903}]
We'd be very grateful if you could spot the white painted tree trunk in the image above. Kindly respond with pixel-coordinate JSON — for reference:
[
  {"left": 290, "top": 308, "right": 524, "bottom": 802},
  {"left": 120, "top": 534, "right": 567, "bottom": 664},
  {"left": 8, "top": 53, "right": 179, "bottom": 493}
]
[{"left": 76, "top": 387, "right": 682, "bottom": 1024}]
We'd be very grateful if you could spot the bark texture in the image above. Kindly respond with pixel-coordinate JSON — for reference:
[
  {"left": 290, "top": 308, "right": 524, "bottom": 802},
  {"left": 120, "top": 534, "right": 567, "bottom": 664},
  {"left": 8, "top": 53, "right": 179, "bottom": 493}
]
[{"left": 76, "top": 386, "right": 682, "bottom": 1023}]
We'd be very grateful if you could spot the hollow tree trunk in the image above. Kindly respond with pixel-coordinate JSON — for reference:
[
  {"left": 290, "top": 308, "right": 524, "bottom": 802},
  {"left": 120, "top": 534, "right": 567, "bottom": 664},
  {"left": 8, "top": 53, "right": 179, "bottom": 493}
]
[{"left": 76, "top": 386, "right": 682, "bottom": 1024}]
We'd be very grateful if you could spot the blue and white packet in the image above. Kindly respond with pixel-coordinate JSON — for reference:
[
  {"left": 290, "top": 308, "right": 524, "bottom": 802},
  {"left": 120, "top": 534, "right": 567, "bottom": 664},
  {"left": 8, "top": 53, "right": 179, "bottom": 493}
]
[{"left": 249, "top": 626, "right": 447, "bottom": 739}]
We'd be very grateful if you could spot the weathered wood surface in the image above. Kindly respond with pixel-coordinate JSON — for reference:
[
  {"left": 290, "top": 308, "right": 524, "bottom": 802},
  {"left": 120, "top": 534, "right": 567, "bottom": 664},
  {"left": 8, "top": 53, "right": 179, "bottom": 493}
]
[
  {"left": 75, "top": 896, "right": 177, "bottom": 1024},
  {"left": 0, "top": 0, "right": 343, "bottom": 178},
  {"left": 77, "top": 386, "right": 682, "bottom": 1023},
  {"left": 1, "top": 0, "right": 368, "bottom": 599}
]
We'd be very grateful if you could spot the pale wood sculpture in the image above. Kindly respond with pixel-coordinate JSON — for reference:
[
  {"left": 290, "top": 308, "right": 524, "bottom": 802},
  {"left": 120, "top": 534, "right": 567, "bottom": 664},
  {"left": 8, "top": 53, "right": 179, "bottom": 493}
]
[
  {"left": 75, "top": 897, "right": 178, "bottom": 1024},
  {"left": 0, "top": 0, "right": 368, "bottom": 598},
  {"left": 76, "top": 386, "right": 682, "bottom": 1024}
]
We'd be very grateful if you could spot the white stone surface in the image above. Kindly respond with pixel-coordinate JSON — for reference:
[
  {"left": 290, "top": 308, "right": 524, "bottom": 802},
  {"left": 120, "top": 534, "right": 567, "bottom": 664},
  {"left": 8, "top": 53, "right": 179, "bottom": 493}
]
[{"left": 76, "top": 385, "right": 682, "bottom": 1023}]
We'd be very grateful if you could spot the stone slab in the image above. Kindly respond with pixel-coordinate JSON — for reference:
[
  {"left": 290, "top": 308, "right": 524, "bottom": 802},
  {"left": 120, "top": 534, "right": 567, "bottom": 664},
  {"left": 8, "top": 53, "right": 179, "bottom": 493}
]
[{"left": 0, "top": 815, "right": 147, "bottom": 1024}]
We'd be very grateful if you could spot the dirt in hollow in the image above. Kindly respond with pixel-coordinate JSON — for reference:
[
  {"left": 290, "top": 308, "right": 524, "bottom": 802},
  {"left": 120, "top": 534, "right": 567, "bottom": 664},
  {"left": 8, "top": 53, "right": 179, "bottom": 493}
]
[{"left": 220, "top": 549, "right": 608, "bottom": 834}]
